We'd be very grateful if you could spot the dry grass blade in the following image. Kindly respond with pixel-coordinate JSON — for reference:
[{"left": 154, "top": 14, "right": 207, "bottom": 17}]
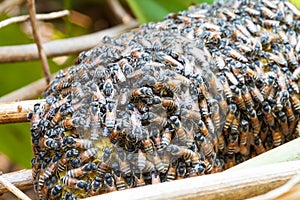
[
  {"left": 0, "top": 169, "right": 32, "bottom": 196},
  {"left": 0, "top": 20, "right": 139, "bottom": 63},
  {"left": 0, "top": 171, "right": 31, "bottom": 200},
  {"left": 82, "top": 161, "right": 300, "bottom": 200},
  {"left": 27, "top": 0, "right": 51, "bottom": 84},
  {"left": 0, "top": 10, "right": 69, "bottom": 29},
  {"left": 248, "top": 174, "right": 300, "bottom": 200},
  {"left": 0, "top": 99, "right": 45, "bottom": 124}
]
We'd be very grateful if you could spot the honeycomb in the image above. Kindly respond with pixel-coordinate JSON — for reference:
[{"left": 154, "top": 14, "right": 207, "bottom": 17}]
[{"left": 28, "top": 0, "right": 300, "bottom": 199}]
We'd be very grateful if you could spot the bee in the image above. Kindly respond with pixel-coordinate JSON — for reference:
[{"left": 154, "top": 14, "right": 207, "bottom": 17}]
[
  {"left": 170, "top": 116, "right": 187, "bottom": 143},
  {"left": 247, "top": 107, "right": 261, "bottom": 137},
  {"left": 103, "top": 78, "right": 115, "bottom": 97},
  {"left": 89, "top": 105, "right": 101, "bottom": 141},
  {"left": 134, "top": 173, "right": 146, "bottom": 187},
  {"left": 61, "top": 176, "right": 88, "bottom": 190},
  {"left": 151, "top": 172, "right": 161, "bottom": 184},
  {"left": 212, "top": 50, "right": 226, "bottom": 70},
  {"left": 39, "top": 138, "right": 59, "bottom": 150},
  {"left": 239, "top": 119, "right": 249, "bottom": 147},
  {"left": 180, "top": 108, "right": 202, "bottom": 123},
  {"left": 285, "top": 100, "right": 296, "bottom": 123},
  {"left": 61, "top": 117, "right": 84, "bottom": 130},
  {"left": 108, "top": 63, "right": 126, "bottom": 83},
  {"left": 223, "top": 104, "right": 237, "bottom": 131},
  {"left": 249, "top": 84, "right": 264, "bottom": 104},
  {"left": 261, "top": 101, "right": 275, "bottom": 127},
  {"left": 151, "top": 151, "right": 166, "bottom": 173},
  {"left": 71, "top": 82, "right": 85, "bottom": 102},
  {"left": 141, "top": 112, "right": 168, "bottom": 127},
  {"left": 224, "top": 68, "right": 239, "bottom": 86},
  {"left": 77, "top": 66, "right": 90, "bottom": 82},
  {"left": 137, "top": 149, "right": 147, "bottom": 171},
  {"left": 113, "top": 173, "right": 127, "bottom": 191},
  {"left": 28, "top": 103, "right": 43, "bottom": 127},
  {"left": 278, "top": 111, "right": 289, "bottom": 137},
  {"left": 104, "top": 173, "right": 117, "bottom": 192},
  {"left": 131, "top": 87, "right": 153, "bottom": 100},
  {"left": 166, "top": 144, "right": 195, "bottom": 161},
  {"left": 270, "top": 123, "right": 283, "bottom": 147},
  {"left": 66, "top": 162, "right": 97, "bottom": 178},
  {"left": 290, "top": 93, "right": 300, "bottom": 113},
  {"left": 161, "top": 128, "right": 172, "bottom": 149},
  {"left": 142, "top": 136, "right": 154, "bottom": 154},
  {"left": 223, "top": 46, "right": 248, "bottom": 63},
  {"left": 89, "top": 82, "right": 106, "bottom": 105},
  {"left": 161, "top": 98, "right": 179, "bottom": 113},
  {"left": 225, "top": 155, "right": 236, "bottom": 169},
  {"left": 199, "top": 97, "right": 209, "bottom": 118},
  {"left": 217, "top": 134, "right": 226, "bottom": 153},
  {"left": 78, "top": 148, "right": 98, "bottom": 163},
  {"left": 87, "top": 177, "right": 102, "bottom": 196},
  {"left": 118, "top": 155, "right": 131, "bottom": 177},
  {"left": 260, "top": 19, "right": 280, "bottom": 28},
  {"left": 49, "top": 184, "right": 62, "bottom": 199},
  {"left": 292, "top": 67, "right": 300, "bottom": 81},
  {"left": 241, "top": 85, "right": 254, "bottom": 108},
  {"left": 253, "top": 136, "right": 266, "bottom": 155},
  {"left": 166, "top": 159, "right": 177, "bottom": 181},
  {"left": 176, "top": 161, "right": 187, "bottom": 180},
  {"left": 143, "top": 160, "right": 155, "bottom": 173},
  {"left": 231, "top": 86, "right": 246, "bottom": 111},
  {"left": 227, "top": 133, "right": 239, "bottom": 155},
  {"left": 57, "top": 149, "right": 79, "bottom": 173},
  {"left": 105, "top": 102, "right": 117, "bottom": 130},
  {"left": 63, "top": 137, "right": 93, "bottom": 149}
]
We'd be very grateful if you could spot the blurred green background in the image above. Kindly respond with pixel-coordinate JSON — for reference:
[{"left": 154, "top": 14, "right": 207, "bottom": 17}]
[{"left": 0, "top": 0, "right": 212, "bottom": 169}]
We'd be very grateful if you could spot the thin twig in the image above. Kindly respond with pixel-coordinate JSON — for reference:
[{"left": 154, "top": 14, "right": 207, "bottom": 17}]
[
  {"left": 107, "top": 0, "right": 134, "bottom": 24},
  {"left": 0, "top": 10, "right": 70, "bottom": 29},
  {"left": 0, "top": 74, "right": 55, "bottom": 102},
  {"left": 0, "top": 99, "right": 45, "bottom": 124},
  {"left": 0, "top": 20, "right": 139, "bottom": 63},
  {"left": 27, "top": 0, "right": 51, "bottom": 84},
  {"left": 0, "top": 171, "right": 31, "bottom": 200},
  {"left": 0, "top": 169, "right": 32, "bottom": 194}
]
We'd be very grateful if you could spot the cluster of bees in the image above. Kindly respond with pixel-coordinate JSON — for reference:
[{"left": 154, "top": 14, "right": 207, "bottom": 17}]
[{"left": 28, "top": 0, "right": 300, "bottom": 199}]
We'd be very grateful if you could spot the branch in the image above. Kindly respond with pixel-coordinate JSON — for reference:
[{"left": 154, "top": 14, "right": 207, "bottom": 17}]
[
  {"left": 248, "top": 174, "right": 300, "bottom": 200},
  {"left": 0, "top": 74, "right": 54, "bottom": 102},
  {"left": 83, "top": 160, "right": 300, "bottom": 200},
  {"left": 0, "top": 169, "right": 32, "bottom": 195},
  {"left": 27, "top": 0, "right": 51, "bottom": 84},
  {"left": 0, "top": 171, "right": 31, "bottom": 200},
  {"left": 0, "top": 99, "right": 45, "bottom": 124},
  {"left": 107, "top": 0, "right": 134, "bottom": 24},
  {"left": 0, "top": 10, "right": 70, "bottom": 29},
  {"left": 0, "top": 20, "right": 139, "bottom": 63}
]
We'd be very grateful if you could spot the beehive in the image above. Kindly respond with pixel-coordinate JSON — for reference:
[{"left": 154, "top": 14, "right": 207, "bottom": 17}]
[{"left": 28, "top": 0, "right": 300, "bottom": 199}]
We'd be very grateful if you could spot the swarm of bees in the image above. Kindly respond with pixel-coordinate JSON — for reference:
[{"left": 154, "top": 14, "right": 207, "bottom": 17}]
[{"left": 28, "top": 0, "right": 300, "bottom": 199}]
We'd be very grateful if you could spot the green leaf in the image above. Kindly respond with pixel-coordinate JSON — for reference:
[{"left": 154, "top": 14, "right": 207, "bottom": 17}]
[{"left": 126, "top": 0, "right": 213, "bottom": 23}]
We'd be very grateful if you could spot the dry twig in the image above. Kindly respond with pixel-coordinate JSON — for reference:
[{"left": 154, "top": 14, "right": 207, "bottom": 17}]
[
  {"left": 0, "top": 169, "right": 32, "bottom": 194},
  {"left": 107, "top": 0, "right": 134, "bottom": 24},
  {"left": 0, "top": 99, "right": 45, "bottom": 124},
  {"left": 0, "top": 171, "right": 31, "bottom": 200},
  {"left": 27, "top": 0, "right": 51, "bottom": 84},
  {"left": 0, "top": 10, "right": 69, "bottom": 29},
  {"left": 0, "top": 20, "right": 139, "bottom": 63}
]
